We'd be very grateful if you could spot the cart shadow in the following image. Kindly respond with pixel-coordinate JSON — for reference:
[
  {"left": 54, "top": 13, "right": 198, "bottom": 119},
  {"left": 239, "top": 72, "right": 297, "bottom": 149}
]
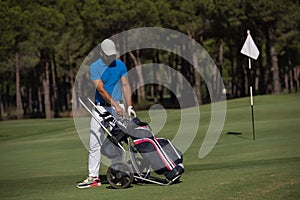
[
  {"left": 104, "top": 176, "right": 182, "bottom": 189},
  {"left": 106, "top": 185, "right": 133, "bottom": 189},
  {"left": 99, "top": 175, "right": 108, "bottom": 184}
]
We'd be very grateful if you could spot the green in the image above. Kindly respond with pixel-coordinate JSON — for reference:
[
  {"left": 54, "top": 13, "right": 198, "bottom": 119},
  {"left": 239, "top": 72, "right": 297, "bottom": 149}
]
[{"left": 0, "top": 94, "right": 299, "bottom": 199}]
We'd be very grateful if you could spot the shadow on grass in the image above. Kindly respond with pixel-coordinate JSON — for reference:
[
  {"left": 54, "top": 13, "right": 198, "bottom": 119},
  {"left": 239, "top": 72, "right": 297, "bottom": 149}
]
[
  {"left": 103, "top": 174, "right": 183, "bottom": 189},
  {"left": 226, "top": 131, "right": 253, "bottom": 140}
]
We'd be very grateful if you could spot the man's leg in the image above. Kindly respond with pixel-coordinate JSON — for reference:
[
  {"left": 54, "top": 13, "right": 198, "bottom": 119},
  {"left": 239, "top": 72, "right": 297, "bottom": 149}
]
[
  {"left": 77, "top": 108, "right": 104, "bottom": 188},
  {"left": 88, "top": 108, "right": 105, "bottom": 177}
]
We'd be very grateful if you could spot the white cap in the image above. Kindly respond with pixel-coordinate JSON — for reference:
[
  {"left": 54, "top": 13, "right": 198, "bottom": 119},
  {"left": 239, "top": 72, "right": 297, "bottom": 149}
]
[{"left": 101, "top": 39, "right": 117, "bottom": 56}]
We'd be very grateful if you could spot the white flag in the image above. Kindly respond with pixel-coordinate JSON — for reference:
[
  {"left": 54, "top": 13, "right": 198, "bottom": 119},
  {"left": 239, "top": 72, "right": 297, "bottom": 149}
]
[{"left": 240, "top": 30, "right": 260, "bottom": 60}]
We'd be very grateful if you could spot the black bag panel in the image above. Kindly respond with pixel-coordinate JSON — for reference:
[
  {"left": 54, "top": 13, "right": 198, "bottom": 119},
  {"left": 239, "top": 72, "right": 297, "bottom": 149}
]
[
  {"left": 110, "top": 125, "right": 127, "bottom": 142},
  {"left": 128, "top": 128, "right": 153, "bottom": 140},
  {"left": 134, "top": 141, "right": 169, "bottom": 173},
  {"left": 100, "top": 137, "right": 123, "bottom": 159},
  {"left": 134, "top": 139, "right": 159, "bottom": 153},
  {"left": 100, "top": 124, "right": 126, "bottom": 159},
  {"left": 128, "top": 117, "right": 184, "bottom": 176},
  {"left": 156, "top": 138, "right": 183, "bottom": 164},
  {"left": 133, "top": 137, "right": 184, "bottom": 174}
]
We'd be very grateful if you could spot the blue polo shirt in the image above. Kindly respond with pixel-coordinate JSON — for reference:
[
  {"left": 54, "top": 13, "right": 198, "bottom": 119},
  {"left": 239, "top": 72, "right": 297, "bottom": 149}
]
[{"left": 90, "top": 58, "right": 128, "bottom": 104}]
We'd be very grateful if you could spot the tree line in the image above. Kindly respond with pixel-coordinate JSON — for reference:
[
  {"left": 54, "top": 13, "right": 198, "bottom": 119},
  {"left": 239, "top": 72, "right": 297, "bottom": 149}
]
[{"left": 0, "top": 0, "right": 299, "bottom": 119}]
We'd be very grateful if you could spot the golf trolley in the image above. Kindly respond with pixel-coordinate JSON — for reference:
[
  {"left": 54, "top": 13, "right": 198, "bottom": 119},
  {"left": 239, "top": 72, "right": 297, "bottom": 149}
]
[{"left": 79, "top": 97, "right": 184, "bottom": 189}]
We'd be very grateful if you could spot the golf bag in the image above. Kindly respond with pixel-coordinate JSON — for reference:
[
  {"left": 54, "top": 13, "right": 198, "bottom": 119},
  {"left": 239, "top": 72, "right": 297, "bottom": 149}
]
[
  {"left": 127, "top": 118, "right": 184, "bottom": 180},
  {"left": 98, "top": 108, "right": 129, "bottom": 160},
  {"left": 100, "top": 124, "right": 126, "bottom": 159}
]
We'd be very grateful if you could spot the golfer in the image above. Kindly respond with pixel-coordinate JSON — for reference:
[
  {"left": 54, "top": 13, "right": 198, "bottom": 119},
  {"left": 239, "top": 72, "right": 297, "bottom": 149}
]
[{"left": 77, "top": 39, "right": 136, "bottom": 188}]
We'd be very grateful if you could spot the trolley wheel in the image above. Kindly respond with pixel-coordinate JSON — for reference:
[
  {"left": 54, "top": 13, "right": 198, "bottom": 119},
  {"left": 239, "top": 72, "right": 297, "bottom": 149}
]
[{"left": 107, "top": 162, "right": 134, "bottom": 189}]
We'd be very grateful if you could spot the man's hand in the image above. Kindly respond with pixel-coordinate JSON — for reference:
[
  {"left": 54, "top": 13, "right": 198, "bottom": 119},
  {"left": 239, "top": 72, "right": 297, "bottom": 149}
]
[
  {"left": 115, "top": 104, "right": 125, "bottom": 116},
  {"left": 127, "top": 106, "right": 136, "bottom": 117}
]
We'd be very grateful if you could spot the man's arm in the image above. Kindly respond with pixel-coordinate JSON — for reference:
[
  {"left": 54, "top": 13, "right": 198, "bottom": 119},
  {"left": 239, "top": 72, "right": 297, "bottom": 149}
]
[
  {"left": 120, "top": 76, "right": 132, "bottom": 107},
  {"left": 121, "top": 76, "right": 136, "bottom": 117},
  {"left": 92, "top": 79, "right": 125, "bottom": 116}
]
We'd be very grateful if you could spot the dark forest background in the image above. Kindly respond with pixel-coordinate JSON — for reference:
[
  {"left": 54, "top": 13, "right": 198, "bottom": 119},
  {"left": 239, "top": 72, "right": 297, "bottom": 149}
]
[{"left": 0, "top": 0, "right": 299, "bottom": 119}]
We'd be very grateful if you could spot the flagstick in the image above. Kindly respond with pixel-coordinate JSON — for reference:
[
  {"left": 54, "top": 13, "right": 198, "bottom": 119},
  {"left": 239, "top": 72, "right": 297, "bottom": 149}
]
[
  {"left": 248, "top": 57, "right": 251, "bottom": 69},
  {"left": 241, "top": 29, "right": 259, "bottom": 140},
  {"left": 250, "top": 86, "right": 255, "bottom": 140},
  {"left": 248, "top": 58, "right": 255, "bottom": 140}
]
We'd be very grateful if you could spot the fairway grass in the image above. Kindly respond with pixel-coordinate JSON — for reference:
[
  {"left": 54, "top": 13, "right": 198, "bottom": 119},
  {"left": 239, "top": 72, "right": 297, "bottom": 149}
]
[{"left": 0, "top": 94, "right": 299, "bottom": 200}]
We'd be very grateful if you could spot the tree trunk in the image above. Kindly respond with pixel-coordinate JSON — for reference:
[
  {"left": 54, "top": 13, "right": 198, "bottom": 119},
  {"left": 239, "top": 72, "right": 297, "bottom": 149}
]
[
  {"left": 216, "top": 39, "right": 224, "bottom": 99},
  {"left": 258, "top": 46, "right": 266, "bottom": 95},
  {"left": 180, "top": 43, "right": 193, "bottom": 84},
  {"left": 28, "top": 87, "right": 32, "bottom": 114},
  {"left": 267, "top": 28, "right": 281, "bottom": 94},
  {"left": 20, "top": 86, "right": 26, "bottom": 116},
  {"left": 16, "top": 51, "right": 23, "bottom": 119},
  {"left": 51, "top": 52, "right": 59, "bottom": 117},
  {"left": 43, "top": 61, "right": 52, "bottom": 119},
  {"left": 68, "top": 48, "right": 75, "bottom": 111},
  {"left": 294, "top": 66, "right": 300, "bottom": 92},
  {"left": 168, "top": 52, "right": 178, "bottom": 104},
  {"left": 284, "top": 70, "right": 289, "bottom": 92},
  {"left": 128, "top": 50, "right": 145, "bottom": 102},
  {"left": 245, "top": 61, "right": 250, "bottom": 96},
  {"left": 153, "top": 50, "right": 163, "bottom": 103},
  {"left": 228, "top": 43, "right": 235, "bottom": 98},
  {"left": 5, "top": 83, "right": 11, "bottom": 117},
  {"left": 230, "top": 56, "right": 235, "bottom": 98},
  {"left": 236, "top": 57, "right": 246, "bottom": 97},
  {"left": 289, "top": 69, "right": 294, "bottom": 92},
  {"left": 0, "top": 91, "right": 2, "bottom": 120},
  {"left": 265, "top": 37, "right": 273, "bottom": 94},
  {"left": 180, "top": 42, "right": 197, "bottom": 105},
  {"left": 38, "top": 86, "right": 43, "bottom": 115},
  {"left": 218, "top": 42, "right": 223, "bottom": 77},
  {"left": 270, "top": 45, "right": 281, "bottom": 94},
  {"left": 192, "top": 41, "right": 202, "bottom": 105},
  {"left": 289, "top": 66, "right": 294, "bottom": 93}
]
